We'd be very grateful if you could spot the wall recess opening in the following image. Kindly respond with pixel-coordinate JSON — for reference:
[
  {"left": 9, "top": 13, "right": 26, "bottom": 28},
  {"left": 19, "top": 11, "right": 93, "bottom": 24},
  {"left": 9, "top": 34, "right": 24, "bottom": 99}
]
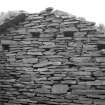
[
  {"left": 97, "top": 44, "right": 105, "bottom": 55},
  {"left": 31, "top": 32, "right": 40, "bottom": 38},
  {"left": 68, "top": 63, "right": 77, "bottom": 68},
  {"left": 64, "top": 31, "right": 74, "bottom": 37},
  {"left": 97, "top": 44, "right": 105, "bottom": 50},
  {"left": 45, "top": 48, "right": 50, "bottom": 51},
  {"left": 2, "top": 44, "right": 10, "bottom": 51}
]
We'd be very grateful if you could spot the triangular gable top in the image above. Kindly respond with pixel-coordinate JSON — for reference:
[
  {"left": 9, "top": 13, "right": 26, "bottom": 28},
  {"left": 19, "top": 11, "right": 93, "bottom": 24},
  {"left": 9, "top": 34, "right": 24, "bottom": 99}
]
[{"left": 0, "top": 7, "right": 103, "bottom": 34}]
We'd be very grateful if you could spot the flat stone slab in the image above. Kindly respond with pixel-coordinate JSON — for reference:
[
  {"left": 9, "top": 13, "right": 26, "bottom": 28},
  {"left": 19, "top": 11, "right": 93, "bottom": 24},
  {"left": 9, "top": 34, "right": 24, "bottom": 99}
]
[
  {"left": 33, "top": 61, "right": 61, "bottom": 67},
  {"left": 72, "top": 89, "right": 105, "bottom": 95},
  {"left": 23, "top": 58, "right": 38, "bottom": 63},
  {"left": 27, "top": 51, "right": 43, "bottom": 55},
  {"left": 52, "top": 84, "right": 69, "bottom": 94}
]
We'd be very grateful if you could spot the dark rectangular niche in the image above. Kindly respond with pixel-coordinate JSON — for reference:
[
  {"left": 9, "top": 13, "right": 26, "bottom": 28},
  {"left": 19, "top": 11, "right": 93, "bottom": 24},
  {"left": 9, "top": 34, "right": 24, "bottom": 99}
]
[
  {"left": 2, "top": 44, "right": 10, "bottom": 51},
  {"left": 64, "top": 31, "right": 74, "bottom": 37},
  {"left": 97, "top": 44, "right": 105, "bottom": 50},
  {"left": 31, "top": 32, "right": 40, "bottom": 38},
  {"left": 68, "top": 63, "right": 77, "bottom": 68},
  {"left": 45, "top": 48, "right": 50, "bottom": 51}
]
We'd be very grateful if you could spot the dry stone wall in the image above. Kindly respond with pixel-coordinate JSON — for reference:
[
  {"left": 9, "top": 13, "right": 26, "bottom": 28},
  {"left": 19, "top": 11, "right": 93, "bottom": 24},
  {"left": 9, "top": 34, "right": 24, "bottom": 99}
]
[{"left": 0, "top": 7, "right": 105, "bottom": 105}]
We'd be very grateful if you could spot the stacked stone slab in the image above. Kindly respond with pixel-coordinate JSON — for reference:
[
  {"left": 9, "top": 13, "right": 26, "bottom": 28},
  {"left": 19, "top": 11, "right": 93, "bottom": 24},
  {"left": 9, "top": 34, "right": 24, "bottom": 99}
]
[{"left": 0, "top": 7, "right": 105, "bottom": 105}]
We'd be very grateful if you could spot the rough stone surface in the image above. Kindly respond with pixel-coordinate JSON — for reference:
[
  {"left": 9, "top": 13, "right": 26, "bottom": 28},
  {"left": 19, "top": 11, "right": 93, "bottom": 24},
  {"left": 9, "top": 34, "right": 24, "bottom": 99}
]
[{"left": 0, "top": 7, "right": 105, "bottom": 105}]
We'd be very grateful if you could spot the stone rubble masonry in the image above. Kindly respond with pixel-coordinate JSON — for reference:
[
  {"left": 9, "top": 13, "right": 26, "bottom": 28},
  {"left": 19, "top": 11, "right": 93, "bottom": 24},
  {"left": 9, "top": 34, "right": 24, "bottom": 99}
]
[{"left": 0, "top": 7, "right": 105, "bottom": 105}]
